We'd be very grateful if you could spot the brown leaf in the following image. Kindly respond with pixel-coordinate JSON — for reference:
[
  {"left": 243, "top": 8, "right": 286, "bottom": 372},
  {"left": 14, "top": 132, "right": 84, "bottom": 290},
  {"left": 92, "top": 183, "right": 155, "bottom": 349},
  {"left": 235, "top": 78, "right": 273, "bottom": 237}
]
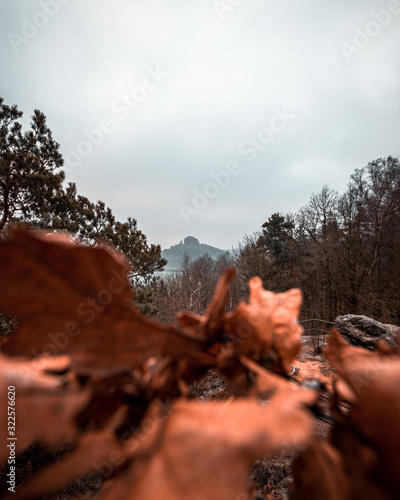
[
  {"left": 13, "top": 407, "right": 130, "bottom": 500},
  {"left": 323, "top": 329, "right": 377, "bottom": 385},
  {"left": 0, "top": 354, "right": 89, "bottom": 461},
  {"left": 0, "top": 352, "right": 70, "bottom": 390},
  {"left": 329, "top": 422, "right": 395, "bottom": 500},
  {"left": 0, "top": 228, "right": 212, "bottom": 377},
  {"left": 324, "top": 329, "right": 400, "bottom": 495},
  {"left": 96, "top": 389, "right": 316, "bottom": 500},
  {"left": 224, "top": 278, "right": 302, "bottom": 374},
  {"left": 290, "top": 439, "right": 351, "bottom": 500}
]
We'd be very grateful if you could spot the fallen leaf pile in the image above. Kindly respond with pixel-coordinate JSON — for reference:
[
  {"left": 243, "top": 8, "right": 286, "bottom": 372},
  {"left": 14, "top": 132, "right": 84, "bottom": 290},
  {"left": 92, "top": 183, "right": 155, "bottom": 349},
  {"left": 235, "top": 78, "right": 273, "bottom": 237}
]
[{"left": 0, "top": 227, "right": 399, "bottom": 499}]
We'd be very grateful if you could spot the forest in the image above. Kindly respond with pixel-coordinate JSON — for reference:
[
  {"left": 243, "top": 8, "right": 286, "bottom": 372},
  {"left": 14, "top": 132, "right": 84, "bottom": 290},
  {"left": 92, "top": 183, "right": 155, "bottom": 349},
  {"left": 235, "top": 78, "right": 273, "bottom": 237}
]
[
  {"left": 2, "top": 98, "right": 399, "bottom": 328},
  {"left": 149, "top": 155, "right": 400, "bottom": 327}
]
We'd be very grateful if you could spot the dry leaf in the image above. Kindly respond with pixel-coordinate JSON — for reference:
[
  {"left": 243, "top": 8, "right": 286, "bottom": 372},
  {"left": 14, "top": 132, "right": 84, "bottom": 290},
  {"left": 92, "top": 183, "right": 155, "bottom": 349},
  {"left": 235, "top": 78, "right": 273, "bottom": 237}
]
[
  {"left": 0, "top": 228, "right": 212, "bottom": 378},
  {"left": 290, "top": 439, "right": 351, "bottom": 500},
  {"left": 13, "top": 407, "right": 131, "bottom": 500},
  {"left": 96, "top": 391, "right": 316, "bottom": 500},
  {"left": 320, "top": 329, "right": 400, "bottom": 497},
  {"left": 224, "top": 278, "right": 302, "bottom": 374},
  {"left": 0, "top": 353, "right": 89, "bottom": 464}
]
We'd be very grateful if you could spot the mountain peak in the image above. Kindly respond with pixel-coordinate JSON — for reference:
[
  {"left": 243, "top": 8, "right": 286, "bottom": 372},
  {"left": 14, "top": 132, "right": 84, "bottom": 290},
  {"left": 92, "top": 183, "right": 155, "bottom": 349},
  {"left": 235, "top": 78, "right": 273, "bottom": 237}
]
[
  {"left": 183, "top": 236, "right": 199, "bottom": 246},
  {"left": 162, "top": 237, "right": 226, "bottom": 270}
]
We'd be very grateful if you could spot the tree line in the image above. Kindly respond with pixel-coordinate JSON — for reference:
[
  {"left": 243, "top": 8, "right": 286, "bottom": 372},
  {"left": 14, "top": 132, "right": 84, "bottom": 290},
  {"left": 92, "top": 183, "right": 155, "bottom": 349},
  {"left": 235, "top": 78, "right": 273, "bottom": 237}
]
[{"left": 150, "top": 156, "right": 400, "bottom": 326}]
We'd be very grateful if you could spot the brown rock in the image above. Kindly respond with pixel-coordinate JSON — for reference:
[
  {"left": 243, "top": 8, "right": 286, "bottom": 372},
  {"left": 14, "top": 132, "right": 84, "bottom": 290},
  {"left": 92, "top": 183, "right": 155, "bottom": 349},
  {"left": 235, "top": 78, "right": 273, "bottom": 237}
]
[{"left": 335, "top": 314, "right": 399, "bottom": 349}]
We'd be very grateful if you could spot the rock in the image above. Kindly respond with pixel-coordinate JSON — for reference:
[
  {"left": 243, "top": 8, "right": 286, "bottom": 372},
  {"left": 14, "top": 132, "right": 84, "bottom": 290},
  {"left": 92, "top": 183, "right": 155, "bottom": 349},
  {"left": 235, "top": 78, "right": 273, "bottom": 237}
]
[{"left": 335, "top": 314, "right": 399, "bottom": 350}]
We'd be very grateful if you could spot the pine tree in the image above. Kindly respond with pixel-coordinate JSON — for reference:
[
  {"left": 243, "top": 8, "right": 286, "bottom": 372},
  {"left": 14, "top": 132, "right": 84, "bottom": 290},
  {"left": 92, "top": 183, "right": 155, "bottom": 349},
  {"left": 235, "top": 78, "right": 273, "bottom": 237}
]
[
  {"left": 0, "top": 97, "right": 64, "bottom": 230},
  {"left": 0, "top": 97, "right": 166, "bottom": 281}
]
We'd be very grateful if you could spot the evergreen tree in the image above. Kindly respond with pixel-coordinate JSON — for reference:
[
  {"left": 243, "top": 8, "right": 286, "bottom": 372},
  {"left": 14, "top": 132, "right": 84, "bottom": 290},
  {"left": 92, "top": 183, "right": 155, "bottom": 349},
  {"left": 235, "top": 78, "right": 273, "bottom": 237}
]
[
  {"left": 0, "top": 98, "right": 166, "bottom": 281},
  {"left": 0, "top": 97, "right": 64, "bottom": 230}
]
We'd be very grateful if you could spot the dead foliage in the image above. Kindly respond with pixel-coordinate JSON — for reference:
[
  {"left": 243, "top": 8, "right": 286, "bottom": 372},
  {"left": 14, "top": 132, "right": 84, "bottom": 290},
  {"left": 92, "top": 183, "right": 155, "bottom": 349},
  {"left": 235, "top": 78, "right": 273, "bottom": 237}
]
[
  {"left": 290, "top": 329, "right": 400, "bottom": 499},
  {"left": 0, "top": 227, "right": 399, "bottom": 499}
]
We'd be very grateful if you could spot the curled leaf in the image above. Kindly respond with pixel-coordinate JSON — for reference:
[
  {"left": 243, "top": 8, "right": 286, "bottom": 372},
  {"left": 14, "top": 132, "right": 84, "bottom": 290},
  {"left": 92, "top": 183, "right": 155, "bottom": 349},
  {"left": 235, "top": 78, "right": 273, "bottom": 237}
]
[{"left": 224, "top": 278, "right": 302, "bottom": 374}]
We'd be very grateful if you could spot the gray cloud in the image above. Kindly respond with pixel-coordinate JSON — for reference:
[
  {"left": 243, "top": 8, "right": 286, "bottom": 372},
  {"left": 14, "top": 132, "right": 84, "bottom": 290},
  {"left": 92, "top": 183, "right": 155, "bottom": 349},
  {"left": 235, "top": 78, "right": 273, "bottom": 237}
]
[{"left": 1, "top": 0, "right": 399, "bottom": 250}]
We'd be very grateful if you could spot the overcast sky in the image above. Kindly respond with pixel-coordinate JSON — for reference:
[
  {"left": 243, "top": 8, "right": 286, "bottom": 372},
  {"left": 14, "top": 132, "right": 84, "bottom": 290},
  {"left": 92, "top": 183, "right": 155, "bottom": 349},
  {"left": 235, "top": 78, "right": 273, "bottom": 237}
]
[{"left": 1, "top": 1, "right": 399, "bottom": 250}]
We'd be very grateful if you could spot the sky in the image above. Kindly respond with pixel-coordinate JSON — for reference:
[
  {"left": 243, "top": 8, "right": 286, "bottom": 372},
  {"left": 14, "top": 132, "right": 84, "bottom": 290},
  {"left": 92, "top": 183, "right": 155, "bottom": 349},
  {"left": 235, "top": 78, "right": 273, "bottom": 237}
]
[{"left": 1, "top": 0, "right": 399, "bottom": 250}]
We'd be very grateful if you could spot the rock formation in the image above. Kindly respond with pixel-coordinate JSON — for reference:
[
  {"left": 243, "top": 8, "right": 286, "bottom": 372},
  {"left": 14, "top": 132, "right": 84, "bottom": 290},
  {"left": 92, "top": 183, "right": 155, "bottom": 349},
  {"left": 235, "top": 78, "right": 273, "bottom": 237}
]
[{"left": 335, "top": 314, "right": 399, "bottom": 349}]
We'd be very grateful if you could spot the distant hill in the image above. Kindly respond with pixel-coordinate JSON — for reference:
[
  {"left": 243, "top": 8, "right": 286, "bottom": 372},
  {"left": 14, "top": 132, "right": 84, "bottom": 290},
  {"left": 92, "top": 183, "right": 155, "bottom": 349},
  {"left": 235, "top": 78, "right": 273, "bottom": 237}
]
[{"left": 161, "top": 236, "right": 227, "bottom": 270}]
